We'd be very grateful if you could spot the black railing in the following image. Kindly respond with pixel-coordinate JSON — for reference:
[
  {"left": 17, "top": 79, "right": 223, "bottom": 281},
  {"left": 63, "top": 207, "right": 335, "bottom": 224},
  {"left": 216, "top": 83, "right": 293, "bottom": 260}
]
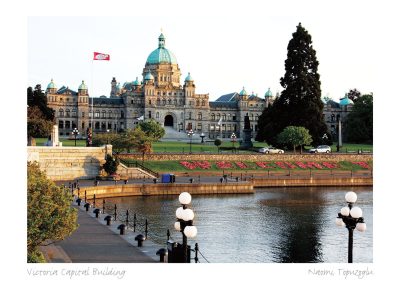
[{"left": 119, "top": 159, "right": 159, "bottom": 178}]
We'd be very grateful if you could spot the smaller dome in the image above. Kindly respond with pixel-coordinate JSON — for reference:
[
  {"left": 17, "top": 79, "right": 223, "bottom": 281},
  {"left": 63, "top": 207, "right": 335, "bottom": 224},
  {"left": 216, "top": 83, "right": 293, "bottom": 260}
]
[
  {"left": 133, "top": 77, "right": 140, "bottom": 86},
  {"left": 144, "top": 71, "right": 154, "bottom": 81},
  {"left": 239, "top": 87, "right": 247, "bottom": 96},
  {"left": 340, "top": 94, "right": 354, "bottom": 106},
  {"left": 265, "top": 88, "right": 272, "bottom": 98},
  {"left": 47, "top": 79, "right": 57, "bottom": 89},
  {"left": 185, "top": 72, "right": 193, "bottom": 82},
  {"left": 78, "top": 80, "right": 87, "bottom": 90}
]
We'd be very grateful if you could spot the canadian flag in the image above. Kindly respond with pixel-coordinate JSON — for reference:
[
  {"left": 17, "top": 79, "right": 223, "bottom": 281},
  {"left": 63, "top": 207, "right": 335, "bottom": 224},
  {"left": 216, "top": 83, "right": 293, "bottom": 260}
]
[{"left": 93, "top": 52, "right": 110, "bottom": 61}]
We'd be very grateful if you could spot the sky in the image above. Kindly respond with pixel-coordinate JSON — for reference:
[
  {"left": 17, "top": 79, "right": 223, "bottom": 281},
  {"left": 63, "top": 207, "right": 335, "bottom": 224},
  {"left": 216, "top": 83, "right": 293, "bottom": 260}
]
[
  {"left": 3, "top": 0, "right": 400, "bottom": 288},
  {"left": 27, "top": 13, "right": 377, "bottom": 102}
]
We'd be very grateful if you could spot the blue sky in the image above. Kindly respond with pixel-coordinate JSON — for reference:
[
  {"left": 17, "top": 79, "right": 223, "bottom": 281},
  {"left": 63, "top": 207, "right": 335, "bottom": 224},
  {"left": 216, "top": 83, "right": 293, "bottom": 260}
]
[{"left": 28, "top": 13, "right": 376, "bottom": 101}]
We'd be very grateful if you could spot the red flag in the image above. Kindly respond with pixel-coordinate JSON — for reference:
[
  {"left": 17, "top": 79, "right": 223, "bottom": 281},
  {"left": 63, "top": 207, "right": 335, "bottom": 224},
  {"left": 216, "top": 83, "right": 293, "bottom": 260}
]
[{"left": 93, "top": 52, "right": 110, "bottom": 61}]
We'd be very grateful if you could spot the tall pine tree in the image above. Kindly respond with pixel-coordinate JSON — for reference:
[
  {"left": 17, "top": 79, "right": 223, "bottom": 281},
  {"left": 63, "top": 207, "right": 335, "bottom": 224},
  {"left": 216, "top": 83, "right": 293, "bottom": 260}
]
[{"left": 257, "top": 23, "right": 329, "bottom": 146}]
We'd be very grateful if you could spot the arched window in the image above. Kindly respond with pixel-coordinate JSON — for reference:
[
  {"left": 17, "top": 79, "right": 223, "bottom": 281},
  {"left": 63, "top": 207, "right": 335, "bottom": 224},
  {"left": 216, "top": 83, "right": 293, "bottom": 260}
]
[
  {"left": 198, "top": 112, "right": 202, "bottom": 120},
  {"left": 95, "top": 110, "right": 100, "bottom": 118},
  {"left": 108, "top": 110, "right": 112, "bottom": 118},
  {"left": 162, "top": 99, "right": 166, "bottom": 105},
  {"left": 222, "top": 114, "right": 226, "bottom": 120},
  {"left": 65, "top": 109, "right": 70, "bottom": 117},
  {"left": 157, "top": 98, "right": 161, "bottom": 105},
  {"left": 102, "top": 110, "right": 106, "bottom": 118},
  {"left": 201, "top": 100, "right": 205, "bottom": 106},
  {"left": 59, "top": 109, "right": 64, "bottom": 117},
  {"left": 216, "top": 113, "right": 220, "bottom": 121},
  {"left": 168, "top": 99, "right": 171, "bottom": 105},
  {"left": 211, "top": 113, "right": 215, "bottom": 120},
  {"left": 227, "top": 114, "right": 231, "bottom": 120}
]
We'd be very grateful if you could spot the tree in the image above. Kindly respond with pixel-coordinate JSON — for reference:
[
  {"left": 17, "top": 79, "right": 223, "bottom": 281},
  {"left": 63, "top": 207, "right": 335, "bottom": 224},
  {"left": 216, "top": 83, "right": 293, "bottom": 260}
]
[
  {"left": 128, "top": 127, "right": 155, "bottom": 163},
  {"left": 27, "top": 162, "right": 77, "bottom": 262},
  {"left": 27, "top": 85, "right": 55, "bottom": 139},
  {"left": 103, "top": 154, "right": 119, "bottom": 175},
  {"left": 344, "top": 94, "right": 373, "bottom": 144},
  {"left": 257, "top": 23, "right": 328, "bottom": 146},
  {"left": 347, "top": 88, "right": 361, "bottom": 102},
  {"left": 277, "top": 126, "right": 313, "bottom": 153},
  {"left": 137, "top": 119, "right": 165, "bottom": 140},
  {"left": 214, "top": 139, "right": 222, "bottom": 152}
]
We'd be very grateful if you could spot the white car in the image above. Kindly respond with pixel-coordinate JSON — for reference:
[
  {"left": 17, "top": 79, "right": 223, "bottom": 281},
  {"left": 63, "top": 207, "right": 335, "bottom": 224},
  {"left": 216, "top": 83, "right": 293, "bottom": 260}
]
[
  {"left": 309, "top": 145, "right": 331, "bottom": 153},
  {"left": 258, "top": 147, "right": 284, "bottom": 154}
]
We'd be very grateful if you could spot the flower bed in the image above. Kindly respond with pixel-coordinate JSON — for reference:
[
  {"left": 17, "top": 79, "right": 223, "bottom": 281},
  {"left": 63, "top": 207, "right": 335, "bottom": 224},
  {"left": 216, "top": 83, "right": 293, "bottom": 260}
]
[
  {"left": 235, "top": 162, "right": 248, "bottom": 169},
  {"left": 352, "top": 161, "right": 370, "bottom": 169},
  {"left": 216, "top": 161, "right": 234, "bottom": 169}
]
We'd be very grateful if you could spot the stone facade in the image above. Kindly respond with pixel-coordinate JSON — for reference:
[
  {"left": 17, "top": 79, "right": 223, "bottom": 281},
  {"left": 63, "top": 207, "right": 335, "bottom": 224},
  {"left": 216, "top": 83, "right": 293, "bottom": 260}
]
[{"left": 45, "top": 33, "right": 352, "bottom": 141}]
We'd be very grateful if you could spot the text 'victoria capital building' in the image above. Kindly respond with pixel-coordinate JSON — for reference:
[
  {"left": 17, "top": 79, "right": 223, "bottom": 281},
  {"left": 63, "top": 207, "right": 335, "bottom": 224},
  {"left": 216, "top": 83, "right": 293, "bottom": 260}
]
[{"left": 46, "top": 33, "right": 351, "bottom": 140}]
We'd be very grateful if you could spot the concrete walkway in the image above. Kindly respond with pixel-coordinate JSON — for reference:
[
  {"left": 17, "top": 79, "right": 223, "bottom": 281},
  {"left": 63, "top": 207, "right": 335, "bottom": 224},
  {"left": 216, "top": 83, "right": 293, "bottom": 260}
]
[{"left": 44, "top": 204, "right": 157, "bottom": 263}]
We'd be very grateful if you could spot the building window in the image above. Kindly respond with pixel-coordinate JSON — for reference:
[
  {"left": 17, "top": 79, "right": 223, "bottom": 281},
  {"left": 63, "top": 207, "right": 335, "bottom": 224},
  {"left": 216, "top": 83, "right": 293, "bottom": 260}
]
[
  {"left": 72, "top": 109, "right": 77, "bottom": 117},
  {"left": 108, "top": 110, "right": 112, "bottom": 118},
  {"left": 82, "top": 122, "right": 85, "bottom": 130},
  {"left": 157, "top": 98, "right": 160, "bottom": 105},
  {"left": 211, "top": 113, "right": 215, "bottom": 120},
  {"left": 65, "top": 121, "right": 71, "bottom": 129},
  {"left": 121, "top": 111, "right": 124, "bottom": 118},
  {"left": 59, "top": 109, "right": 64, "bottom": 117},
  {"left": 59, "top": 120, "right": 64, "bottom": 129},
  {"left": 95, "top": 111, "right": 100, "bottom": 118},
  {"left": 149, "top": 99, "right": 152, "bottom": 105},
  {"left": 201, "top": 100, "right": 205, "bottom": 106},
  {"left": 102, "top": 110, "right": 106, "bottom": 118},
  {"left": 232, "top": 114, "right": 236, "bottom": 121},
  {"left": 162, "top": 99, "right": 166, "bottom": 105},
  {"left": 156, "top": 112, "right": 159, "bottom": 119},
  {"left": 197, "top": 123, "right": 202, "bottom": 131},
  {"left": 148, "top": 111, "right": 152, "bottom": 118},
  {"left": 101, "top": 122, "right": 106, "bottom": 130},
  {"left": 222, "top": 114, "right": 226, "bottom": 120},
  {"left": 72, "top": 121, "right": 76, "bottom": 129},
  {"left": 108, "top": 122, "right": 112, "bottom": 129},
  {"left": 196, "top": 100, "right": 200, "bottom": 106},
  {"left": 95, "top": 122, "right": 100, "bottom": 129},
  {"left": 168, "top": 99, "right": 171, "bottom": 105},
  {"left": 198, "top": 112, "right": 202, "bottom": 120},
  {"left": 331, "top": 114, "right": 335, "bottom": 122},
  {"left": 66, "top": 109, "right": 70, "bottom": 117},
  {"left": 82, "top": 112, "right": 85, "bottom": 117},
  {"left": 188, "top": 112, "right": 192, "bottom": 120}
]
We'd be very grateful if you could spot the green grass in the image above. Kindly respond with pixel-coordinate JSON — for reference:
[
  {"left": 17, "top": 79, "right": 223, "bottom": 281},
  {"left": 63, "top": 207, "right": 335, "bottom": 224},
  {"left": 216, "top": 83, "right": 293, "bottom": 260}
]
[{"left": 34, "top": 138, "right": 87, "bottom": 147}]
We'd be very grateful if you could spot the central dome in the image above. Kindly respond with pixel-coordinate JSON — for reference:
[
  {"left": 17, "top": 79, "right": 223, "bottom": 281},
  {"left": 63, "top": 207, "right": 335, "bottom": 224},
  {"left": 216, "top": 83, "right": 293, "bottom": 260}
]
[{"left": 146, "top": 33, "right": 178, "bottom": 65}]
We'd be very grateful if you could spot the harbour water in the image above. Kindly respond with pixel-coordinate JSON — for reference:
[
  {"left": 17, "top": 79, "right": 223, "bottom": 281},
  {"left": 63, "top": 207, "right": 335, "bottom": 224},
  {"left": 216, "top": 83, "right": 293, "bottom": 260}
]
[{"left": 106, "top": 186, "right": 373, "bottom": 263}]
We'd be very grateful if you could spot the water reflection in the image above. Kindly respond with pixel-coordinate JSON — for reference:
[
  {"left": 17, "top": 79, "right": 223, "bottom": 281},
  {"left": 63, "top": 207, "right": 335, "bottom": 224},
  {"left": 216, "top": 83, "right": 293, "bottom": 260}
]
[{"left": 105, "top": 186, "right": 373, "bottom": 263}]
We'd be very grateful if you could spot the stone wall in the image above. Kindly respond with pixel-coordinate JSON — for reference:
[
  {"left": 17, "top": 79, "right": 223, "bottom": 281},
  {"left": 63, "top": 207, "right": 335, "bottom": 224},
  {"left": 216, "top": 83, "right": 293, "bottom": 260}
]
[
  {"left": 119, "top": 153, "right": 373, "bottom": 162},
  {"left": 81, "top": 183, "right": 254, "bottom": 199},
  {"left": 27, "top": 145, "right": 112, "bottom": 181},
  {"left": 116, "top": 163, "right": 156, "bottom": 179}
]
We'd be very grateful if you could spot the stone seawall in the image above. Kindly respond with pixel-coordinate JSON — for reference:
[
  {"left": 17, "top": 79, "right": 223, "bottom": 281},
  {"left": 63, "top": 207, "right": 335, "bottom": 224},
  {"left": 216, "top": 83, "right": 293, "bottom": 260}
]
[
  {"left": 252, "top": 177, "right": 372, "bottom": 187},
  {"left": 80, "top": 183, "right": 254, "bottom": 199},
  {"left": 119, "top": 153, "right": 373, "bottom": 162},
  {"left": 27, "top": 146, "right": 111, "bottom": 181}
]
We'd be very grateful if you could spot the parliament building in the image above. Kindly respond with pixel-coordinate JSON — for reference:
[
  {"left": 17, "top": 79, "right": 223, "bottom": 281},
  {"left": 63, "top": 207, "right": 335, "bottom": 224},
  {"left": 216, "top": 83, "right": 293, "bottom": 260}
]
[{"left": 45, "top": 33, "right": 351, "bottom": 141}]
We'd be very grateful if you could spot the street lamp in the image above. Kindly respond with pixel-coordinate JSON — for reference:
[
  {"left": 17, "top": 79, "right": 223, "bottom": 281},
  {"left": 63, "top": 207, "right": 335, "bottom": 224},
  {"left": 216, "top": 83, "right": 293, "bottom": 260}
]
[
  {"left": 72, "top": 128, "right": 79, "bottom": 147},
  {"left": 322, "top": 133, "right": 328, "bottom": 145},
  {"left": 231, "top": 132, "right": 237, "bottom": 150},
  {"left": 335, "top": 191, "right": 367, "bottom": 263},
  {"left": 174, "top": 192, "right": 197, "bottom": 263},
  {"left": 187, "top": 129, "right": 194, "bottom": 154},
  {"left": 106, "top": 129, "right": 110, "bottom": 144},
  {"left": 200, "top": 132, "right": 205, "bottom": 143}
]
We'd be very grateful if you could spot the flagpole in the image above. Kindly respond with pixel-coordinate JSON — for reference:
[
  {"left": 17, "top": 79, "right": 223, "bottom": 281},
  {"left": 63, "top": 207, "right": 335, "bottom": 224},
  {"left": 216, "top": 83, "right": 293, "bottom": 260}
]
[{"left": 91, "top": 58, "right": 94, "bottom": 133}]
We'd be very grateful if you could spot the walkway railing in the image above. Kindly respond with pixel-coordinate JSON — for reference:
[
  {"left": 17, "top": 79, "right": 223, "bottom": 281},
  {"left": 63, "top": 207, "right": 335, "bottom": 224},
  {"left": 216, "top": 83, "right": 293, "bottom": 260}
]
[{"left": 119, "top": 159, "right": 159, "bottom": 178}]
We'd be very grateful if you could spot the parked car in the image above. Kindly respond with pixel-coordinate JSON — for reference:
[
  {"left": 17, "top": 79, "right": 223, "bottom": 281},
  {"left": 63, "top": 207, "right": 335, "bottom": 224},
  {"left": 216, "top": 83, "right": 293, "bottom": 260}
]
[
  {"left": 258, "top": 147, "right": 284, "bottom": 154},
  {"left": 309, "top": 145, "right": 331, "bottom": 153}
]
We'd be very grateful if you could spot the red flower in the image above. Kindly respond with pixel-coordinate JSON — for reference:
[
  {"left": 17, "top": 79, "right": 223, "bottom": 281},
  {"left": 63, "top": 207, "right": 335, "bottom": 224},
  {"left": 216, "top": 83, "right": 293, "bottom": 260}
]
[
  {"left": 216, "top": 161, "right": 233, "bottom": 169},
  {"left": 180, "top": 161, "right": 197, "bottom": 170},
  {"left": 322, "top": 162, "right": 339, "bottom": 169},
  {"left": 194, "top": 161, "right": 211, "bottom": 169},
  {"left": 352, "top": 162, "right": 370, "bottom": 169},
  {"left": 235, "top": 162, "right": 247, "bottom": 169}
]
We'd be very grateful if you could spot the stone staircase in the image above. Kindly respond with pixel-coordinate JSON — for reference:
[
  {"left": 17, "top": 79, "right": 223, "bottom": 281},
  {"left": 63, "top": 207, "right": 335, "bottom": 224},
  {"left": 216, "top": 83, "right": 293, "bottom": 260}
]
[{"left": 162, "top": 126, "right": 204, "bottom": 141}]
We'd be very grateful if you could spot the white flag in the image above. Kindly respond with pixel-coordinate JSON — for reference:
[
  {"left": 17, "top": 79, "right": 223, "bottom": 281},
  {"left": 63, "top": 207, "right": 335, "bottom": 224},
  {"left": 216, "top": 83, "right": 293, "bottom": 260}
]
[{"left": 217, "top": 117, "right": 222, "bottom": 126}]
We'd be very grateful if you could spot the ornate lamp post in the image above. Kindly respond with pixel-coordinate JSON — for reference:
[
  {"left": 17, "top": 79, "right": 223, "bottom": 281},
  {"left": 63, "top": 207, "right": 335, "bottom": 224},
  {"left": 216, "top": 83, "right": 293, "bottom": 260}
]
[
  {"left": 200, "top": 132, "right": 205, "bottom": 143},
  {"left": 335, "top": 191, "right": 367, "bottom": 263},
  {"left": 72, "top": 128, "right": 79, "bottom": 147},
  {"left": 231, "top": 132, "right": 237, "bottom": 150},
  {"left": 174, "top": 192, "right": 197, "bottom": 263},
  {"left": 187, "top": 129, "right": 194, "bottom": 154}
]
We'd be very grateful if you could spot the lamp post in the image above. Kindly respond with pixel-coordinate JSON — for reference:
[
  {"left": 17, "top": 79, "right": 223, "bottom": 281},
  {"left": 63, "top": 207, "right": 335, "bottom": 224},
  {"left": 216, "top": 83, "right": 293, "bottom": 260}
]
[
  {"left": 322, "top": 133, "right": 328, "bottom": 145},
  {"left": 187, "top": 129, "right": 194, "bottom": 154},
  {"left": 335, "top": 191, "right": 367, "bottom": 263},
  {"left": 231, "top": 132, "right": 236, "bottom": 151},
  {"left": 72, "top": 128, "right": 79, "bottom": 147},
  {"left": 106, "top": 129, "right": 110, "bottom": 144},
  {"left": 200, "top": 132, "right": 205, "bottom": 143},
  {"left": 174, "top": 192, "right": 197, "bottom": 263}
]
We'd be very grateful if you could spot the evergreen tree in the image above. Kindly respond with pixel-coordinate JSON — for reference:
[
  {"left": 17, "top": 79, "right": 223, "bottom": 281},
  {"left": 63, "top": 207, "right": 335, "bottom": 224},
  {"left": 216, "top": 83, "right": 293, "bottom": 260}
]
[
  {"left": 257, "top": 23, "right": 329, "bottom": 146},
  {"left": 344, "top": 94, "right": 373, "bottom": 144}
]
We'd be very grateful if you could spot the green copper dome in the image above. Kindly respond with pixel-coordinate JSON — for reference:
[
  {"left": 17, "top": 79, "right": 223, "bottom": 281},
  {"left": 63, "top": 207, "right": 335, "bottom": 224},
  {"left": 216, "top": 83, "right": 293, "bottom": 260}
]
[
  {"left": 239, "top": 87, "right": 247, "bottom": 96},
  {"left": 185, "top": 72, "right": 193, "bottom": 82},
  {"left": 265, "top": 88, "right": 272, "bottom": 98},
  {"left": 78, "top": 80, "right": 87, "bottom": 90},
  {"left": 144, "top": 71, "right": 154, "bottom": 81},
  {"left": 47, "top": 79, "right": 57, "bottom": 89},
  {"left": 146, "top": 34, "right": 178, "bottom": 65},
  {"left": 133, "top": 77, "right": 140, "bottom": 86},
  {"left": 340, "top": 94, "right": 354, "bottom": 106}
]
